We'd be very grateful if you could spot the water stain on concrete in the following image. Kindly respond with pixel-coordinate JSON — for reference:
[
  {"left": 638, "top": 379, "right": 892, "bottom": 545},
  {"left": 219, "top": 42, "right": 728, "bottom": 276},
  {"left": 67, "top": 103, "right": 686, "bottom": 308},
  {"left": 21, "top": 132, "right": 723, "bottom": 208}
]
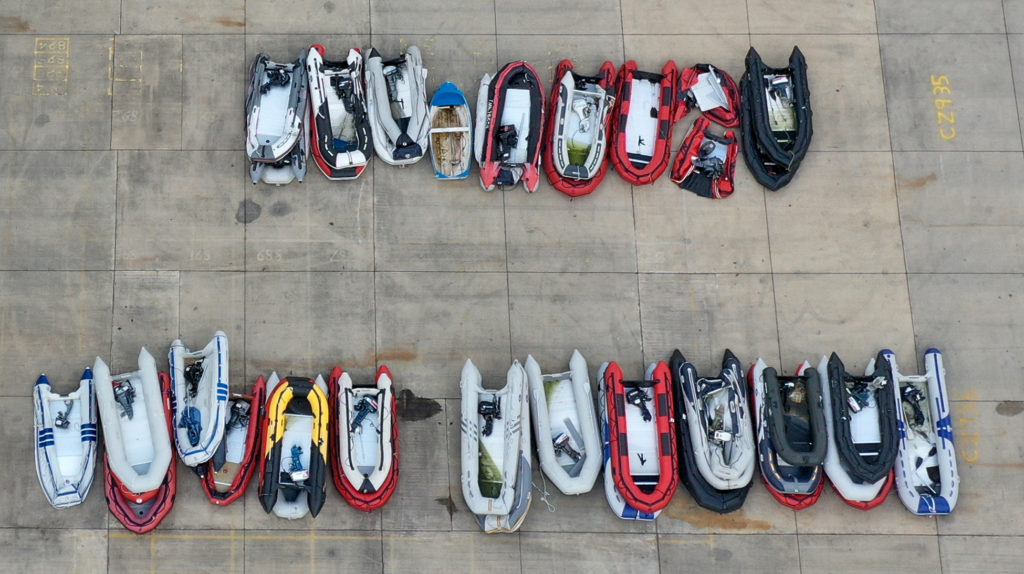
[
  {"left": 323, "top": 2, "right": 337, "bottom": 13},
  {"left": 397, "top": 389, "right": 442, "bottom": 422},
  {"left": 378, "top": 349, "right": 417, "bottom": 362},
  {"left": 236, "top": 199, "right": 262, "bottom": 223},
  {"left": 663, "top": 497, "right": 773, "bottom": 531},
  {"left": 435, "top": 494, "right": 457, "bottom": 517},
  {"left": 899, "top": 172, "right": 937, "bottom": 190},
  {"left": 34, "top": 114, "right": 50, "bottom": 127},
  {"left": 213, "top": 17, "right": 245, "bottom": 28},
  {"left": 995, "top": 401, "right": 1023, "bottom": 416},
  {"left": 270, "top": 201, "right": 292, "bottom": 217},
  {"left": 0, "top": 17, "right": 31, "bottom": 32}
]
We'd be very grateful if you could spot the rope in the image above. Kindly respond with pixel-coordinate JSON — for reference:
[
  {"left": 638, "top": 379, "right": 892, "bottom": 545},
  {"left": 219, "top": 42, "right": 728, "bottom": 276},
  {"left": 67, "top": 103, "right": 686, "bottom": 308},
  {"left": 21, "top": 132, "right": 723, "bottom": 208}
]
[{"left": 532, "top": 471, "right": 556, "bottom": 513}]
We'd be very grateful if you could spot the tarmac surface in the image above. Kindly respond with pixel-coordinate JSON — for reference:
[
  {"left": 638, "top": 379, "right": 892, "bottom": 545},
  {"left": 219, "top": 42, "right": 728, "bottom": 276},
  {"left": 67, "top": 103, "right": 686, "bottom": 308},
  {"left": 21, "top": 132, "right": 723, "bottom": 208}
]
[{"left": 1, "top": 1, "right": 1023, "bottom": 572}]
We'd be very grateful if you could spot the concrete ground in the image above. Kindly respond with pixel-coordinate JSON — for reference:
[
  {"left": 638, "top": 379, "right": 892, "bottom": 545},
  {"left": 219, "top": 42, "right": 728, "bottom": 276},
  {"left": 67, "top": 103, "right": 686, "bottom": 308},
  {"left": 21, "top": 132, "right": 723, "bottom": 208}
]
[{"left": 1, "top": 0, "right": 1023, "bottom": 572}]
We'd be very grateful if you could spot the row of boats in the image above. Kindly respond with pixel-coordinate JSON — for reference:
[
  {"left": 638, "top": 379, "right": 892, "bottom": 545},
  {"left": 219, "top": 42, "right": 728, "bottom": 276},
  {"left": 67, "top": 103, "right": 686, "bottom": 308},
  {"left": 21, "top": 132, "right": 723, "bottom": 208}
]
[
  {"left": 35, "top": 340, "right": 953, "bottom": 535},
  {"left": 246, "top": 44, "right": 812, "bottom": 196},
  {"left": 460, "top": 348, "right": 957, "bottom": 532},
  {"left": 34, "top": 333, "right": 398, "bottom": 532}
]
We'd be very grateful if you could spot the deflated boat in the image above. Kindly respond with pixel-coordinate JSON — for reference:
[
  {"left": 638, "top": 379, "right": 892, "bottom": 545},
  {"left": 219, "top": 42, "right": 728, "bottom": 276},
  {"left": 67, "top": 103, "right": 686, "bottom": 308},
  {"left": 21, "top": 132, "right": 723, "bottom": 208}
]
[
  {"left": 34, "top": 368, "right": 97, "bottom": 508},
  {"left": 169, "top": 332, "right": 229, "bottom": 467},
  {"left": 258, "top": 373, "right": 330, "bottom": 519},
  {"left": 543, "top": 60, "right": 617, "bottom": 197},
  {"left": 817, "top": 354, "right": 894, "bottom": 510},
  {"left": 460, "top": 359, "right": 531, "bottom": 533},
  {"left": 306, "top": 45, "right": 372, "bottom": 180},
  {"left": 246, "top": 52, "right": 309, "bottom": 185},
  {"left": 526, "top": 351, "right": 601, "bottom": 496},
  {"left": 676, "top": 350, "right": 755, "bottom": 493},
  {"left": 365, "top": 46, "right": 430, "bottom": 166},
  {"left": 609, "top": 61, "right": 677, "bottom": 186},
  {"left": 328, "top": 365, "right": 399, "bottom": 512},
  {"left": 740, "top": 46, "right": 812, "bottom": 191},
  {"left": 475, "top": 61, "right": 545, "bottom": 192},
  {"left": 875, "top": 349, "right": 958, "bottom": 515},
  {"left": 675, "top": 63, "right": 741, "bottom": 128},
  {"left": 670, "top": 351, "right": 749, "bottom": 513},
  {"left": 671, "top": 116, "right": 738, "bottom": 199},
  {"left": 428, "top": 82, "right": 473, "bottom": 179},
  {"left": 103, "top": 370, "right": 176, "bottom": 534},
  {"left": 600, "top": 360, "right": 678, "bottom": 514},
  {"left": 201, "top": 376, "right": 267, "bottom": 506},
  {"left": 749, "top": 359, "right": 826, "bottom": 510}
]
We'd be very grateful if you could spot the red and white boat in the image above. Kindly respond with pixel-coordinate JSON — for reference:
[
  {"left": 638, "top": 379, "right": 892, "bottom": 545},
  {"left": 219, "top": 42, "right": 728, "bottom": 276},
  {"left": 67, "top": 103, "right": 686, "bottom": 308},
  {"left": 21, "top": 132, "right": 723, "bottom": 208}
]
[
  {"left": 599, "top": 360, "right": 678, "bottom": 513},
  {"left": 199, "top": 375, "right": 267, "bottom": 506},
  {"left": 475, "top": 61, "right": 545, "bottom": 192},
  {"left": 609, "top": 61, "right": 677, "bottom": 186},
  {"left": 542, "top": 60, "right": 617, "bottom": 197},
  {"left": 328, "top": 366, "right": 399, "bottom": 512}
]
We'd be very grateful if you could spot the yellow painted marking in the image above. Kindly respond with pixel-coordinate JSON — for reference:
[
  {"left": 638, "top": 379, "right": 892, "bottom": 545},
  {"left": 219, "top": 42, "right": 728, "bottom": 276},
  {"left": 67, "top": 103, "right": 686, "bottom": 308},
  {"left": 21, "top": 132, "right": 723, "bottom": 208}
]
[
  {"left": 930, "top": 75, "right": 956, "bottom": 140},
  {"left": 33, "top": 37, "right": 70, "bottom": 96},
  {"left": 107, "top": 37, "right": 114, "bottom": 95},
  {"left": 114, "top": 50, "right": 145, "bottom": 90}
]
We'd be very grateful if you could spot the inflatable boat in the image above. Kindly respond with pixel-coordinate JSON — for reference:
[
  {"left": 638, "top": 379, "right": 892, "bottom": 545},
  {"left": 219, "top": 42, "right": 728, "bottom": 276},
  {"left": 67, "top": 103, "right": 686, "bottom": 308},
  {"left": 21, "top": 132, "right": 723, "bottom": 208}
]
[
  {"left": 34, "top": 369, "right": 97, "bottom": 508},
  {"left": 306, "top": 46, "right": 372, "bottom": 180},
  {"left": 676, "top": 350, "right": 754, "bottom": 492},
  {"left": 526, "top": 351, "right": 601, "bottom": 496},
  {"left": 817, "top": 355, "right": 894, "bottom": 510},
  {"left": 258, "top": 373, "right": 330, "bottom": 519},
  {"left": 475, "top": 61, "right": 545, "bottom": 192},
  {"left": 669, "top": 351, "right": 749, "bottom": 513},
  {"left": 542, "top": 60, "right": 617, "bottom": 197},
  {"left": 200, "top": 375, "right": 266, "bottom": 506},
  {"left": 609, "top": 61, "right": 677, "bottom": 186},
  {"left": 95, "top": 348, "right": 172, "bottom": 495},
  {"left": 246, "top": 52, "right": 309, "bottom": 185},
  {"left": 328, "top": 365, "right": 398, "bottom": 512},
  {"left": 675, "top": 64, "right": 741, "bottom": 128},
  {"left": 749, "top": 359, "right": 826, "bottom": 510},
  {"left": 875, "top": 349, "right": 958, "bottom": 515},
  {"left": 104, "top": 370, "right": 175, "bottom": 534},
  {"left": 740, "top": 46, "right": 812, "bottom": 191},
  {"left": 600, "top": 360, "right": 678, "bottom": 514},
  {"left": 460, "top": 359, "right": 531, "bottom": 533},
  {"left": 597, "top": 362, "right": 659, "bottom": 520},
  {"left": 671, "top": 116, "right": 738, "bottom": 199},
  {"left": 428, "top": 81, "right": 472, "bottom": 179},
  {"left": 365, "top": 46, "right": 430, "bottom": 166},
  {"left": 169, "top": 332, "right": 229, "bottom": 467}
]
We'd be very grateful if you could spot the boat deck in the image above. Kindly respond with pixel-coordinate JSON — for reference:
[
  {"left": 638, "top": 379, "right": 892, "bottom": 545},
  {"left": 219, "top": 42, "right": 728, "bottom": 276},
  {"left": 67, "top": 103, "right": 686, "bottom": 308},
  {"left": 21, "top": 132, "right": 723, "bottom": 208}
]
[{"left": 1, "top": 1, "right": 1022, "bottom": 572}]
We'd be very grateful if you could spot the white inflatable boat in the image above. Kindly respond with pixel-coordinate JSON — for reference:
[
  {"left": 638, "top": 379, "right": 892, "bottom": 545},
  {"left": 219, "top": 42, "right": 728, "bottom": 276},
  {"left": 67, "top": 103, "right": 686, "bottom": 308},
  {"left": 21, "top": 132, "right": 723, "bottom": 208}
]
[
  {"left": 34, "top": 369, "right": 97, "bottom": 508},
  {"left": 306, "top": 46, "right": 372, "bottom": 180},
  {"left": 597, "top": 361, "right": 660, "bottom": 520},
  {"left": 526, "top": 351, "right": 600, "bottom": 496},
  {"left": 460, "top": 359, "right": 531, "bottom": 533},
  {"left": 428, "top": 81, "right": 473, "bottom": 179},
  {"left": 875, "top": 349, "right": 958, "bottom": 515},
  {"left": 365, "top": 46, "right": 430, "bottom": 166},
  {"left": 246, "top": 52, "right": 309, "bottom": 185},
  {"left": 817, "top": 355, "right": 893, "bottom": 510},
  {"left": 169, "top": 332, "right": 229, "bottom": 467},
  {"left": 677, "top": 351, "right": 755, "bottom": 491},
  {"left": 94, "top": 348, "right": 173, "bottom": 495}
]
